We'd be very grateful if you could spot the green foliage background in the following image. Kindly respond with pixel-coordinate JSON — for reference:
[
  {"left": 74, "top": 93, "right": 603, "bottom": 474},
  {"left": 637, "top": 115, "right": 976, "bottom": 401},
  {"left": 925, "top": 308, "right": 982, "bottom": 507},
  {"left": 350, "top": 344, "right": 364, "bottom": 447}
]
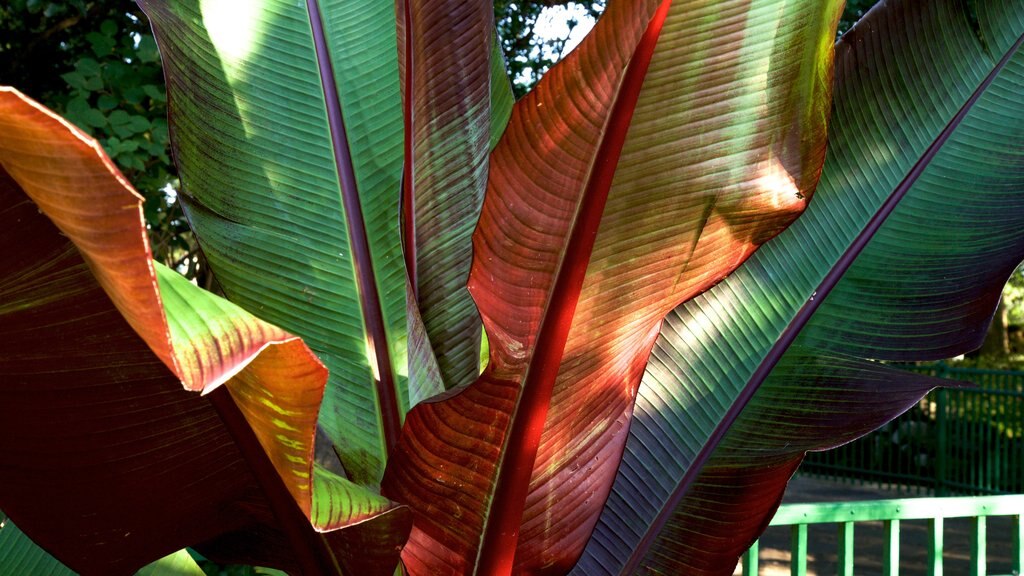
[{"left": 0, "top": 1, "right": 198, "bottom": 277}]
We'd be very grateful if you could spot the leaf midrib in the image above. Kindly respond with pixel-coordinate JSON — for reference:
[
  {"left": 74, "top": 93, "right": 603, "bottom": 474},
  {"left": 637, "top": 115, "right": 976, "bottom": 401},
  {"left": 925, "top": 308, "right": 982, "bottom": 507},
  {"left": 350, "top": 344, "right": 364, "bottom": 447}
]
[
  {"left": 473, "top": 2, "right": 674, "bottom": 573},
  {"left": 305, "top": 0, "right": 402, "bottom": 455}
]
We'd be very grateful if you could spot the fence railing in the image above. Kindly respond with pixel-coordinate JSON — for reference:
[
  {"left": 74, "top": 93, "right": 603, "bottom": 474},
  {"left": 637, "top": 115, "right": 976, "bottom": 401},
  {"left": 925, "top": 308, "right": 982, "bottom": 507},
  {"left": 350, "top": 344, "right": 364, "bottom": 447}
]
[
  {"left": 742, "top": 495, "right": 1024, "bottom": 576},
  {"left": 801, "top": 364, "right": 1024, "bottom": 495}
]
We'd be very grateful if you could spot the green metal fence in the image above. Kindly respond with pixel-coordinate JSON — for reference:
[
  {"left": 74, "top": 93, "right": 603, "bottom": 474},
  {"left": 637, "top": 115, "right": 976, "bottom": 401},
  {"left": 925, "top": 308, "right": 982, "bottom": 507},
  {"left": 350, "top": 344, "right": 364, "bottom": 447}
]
[
  {"left": 742, "top": 495, "right": 1024, "bottom": 576},
  {"left": 801, "top": 364, "right": 1024, "bottom": 496}
]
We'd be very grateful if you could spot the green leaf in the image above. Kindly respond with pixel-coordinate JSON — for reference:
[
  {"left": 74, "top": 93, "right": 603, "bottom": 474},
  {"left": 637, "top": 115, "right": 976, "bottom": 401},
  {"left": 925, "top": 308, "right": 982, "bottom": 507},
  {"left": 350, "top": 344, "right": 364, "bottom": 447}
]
[
  {"left": 144, "top": 83, "right": 167, "bottom": 102},
  {"left": 579, "top": 0, "right": 1024, "bottom": 572},
  {"left": 108, "top": 108, "right": 134, "bottom": 137},
  {"left": 127, "top": 114, "right": 151, "bottom": 133},
  {"left": 97, "top": 93, "right": 119, "bottom": 111},
  {"left": 138, "top": 35, "right": 160, "bottom": 63},
  {"left": 100, "top": 19, "right": 118, "bottom": 36},
  {"left": 123, "top": 85, "right": 146, "bottom": 104},
  {"left": 87, "top": 31, "right": 116, "bottom": 57},
  {"left": 75, "top": 57, "right": 100, "bottom": 76},
  {"left": 64, "top": 95, "right": 89, "bottom": 115},
  {"left": 60, "top": 71, "right": 88, "bottom": 91},
  {"left": 79, "top": 107, "right": 106, "bottom": 128},
  {"left": 139, "top": 0, "right": 412, "bottom": 487},
  {"left": 135, "top": 550, "right": 206, "bottom": 576}
]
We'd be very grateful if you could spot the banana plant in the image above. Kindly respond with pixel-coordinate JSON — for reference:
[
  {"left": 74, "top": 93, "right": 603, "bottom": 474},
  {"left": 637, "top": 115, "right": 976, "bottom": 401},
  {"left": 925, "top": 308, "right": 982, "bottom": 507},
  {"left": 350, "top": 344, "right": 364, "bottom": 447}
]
[{"left": 0, "top": 1, "right": 1022, "bottom": 576}]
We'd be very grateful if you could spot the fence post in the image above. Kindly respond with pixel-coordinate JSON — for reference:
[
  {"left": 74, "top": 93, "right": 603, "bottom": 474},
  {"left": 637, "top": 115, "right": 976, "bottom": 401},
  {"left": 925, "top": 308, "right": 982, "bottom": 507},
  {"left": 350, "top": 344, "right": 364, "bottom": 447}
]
[
  {"left": 838, "top": 522, "right": 854, "bottom": 576},
  {"left": 791, "top": 524, "right": 808, "bottom": 576},
  {"left": 1014, "top": 514, "right": 1022, "bottom": 575},
  {"left": 883, "top": 519, "right": 900, "bottom": 576},
  {"left": 935, "top": 362, "right": 949, "bottom": 497},
  {"left": 927, "top": 517, "right": 943, "bottom": 576},
  {"left": 970, "top": 516, "right": 986, "bottom": 576},
  {"left": 742, "top": 541, "right": 758, "bottom": 576}
]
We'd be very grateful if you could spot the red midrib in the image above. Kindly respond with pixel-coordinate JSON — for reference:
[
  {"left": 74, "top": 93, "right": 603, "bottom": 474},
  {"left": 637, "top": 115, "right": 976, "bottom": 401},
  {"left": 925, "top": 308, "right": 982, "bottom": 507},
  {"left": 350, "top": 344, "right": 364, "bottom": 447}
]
[
  {"left": 401, "top": 0, "right": 418, "bottom": 297},
  {"left": 474, "top": 2, "right": 674, "bottom": 573},
  {"left": 305, "top": 0, "right": 402, "bottom": 454}
]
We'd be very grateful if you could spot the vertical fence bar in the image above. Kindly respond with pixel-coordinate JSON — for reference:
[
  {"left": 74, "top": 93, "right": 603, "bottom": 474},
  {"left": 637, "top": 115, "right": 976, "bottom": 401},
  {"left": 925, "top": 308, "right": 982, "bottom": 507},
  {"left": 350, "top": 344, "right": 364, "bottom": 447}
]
[
  {"left": 936, "top": 387, "right": 948, "bottom": 496},
  {"left": 970, "top": 516, "right": 986, "bottom": 576},
  {"left": 837, "top": 522, "right": 854, "bottom": 576},
  {"left": 1013, "top": 515, "right": 1022, "bottom": 575},
  {"left": 791, "top": 524, "right": 807, "bottom": 576},
  {"left": 883, "top": 519, "right": 900, "bottom": 576},
  {"left": 928, "top": 517, "right": 943, "bottom": 576},
  {"left": 742, "top": 540, "right": 758, "bottom": 576}
]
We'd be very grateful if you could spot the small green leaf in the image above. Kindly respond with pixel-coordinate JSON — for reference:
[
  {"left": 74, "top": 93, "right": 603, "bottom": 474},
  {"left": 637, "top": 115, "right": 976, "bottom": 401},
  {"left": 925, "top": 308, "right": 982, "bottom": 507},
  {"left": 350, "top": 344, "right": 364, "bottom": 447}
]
[
  {"left": 100, "top": 19, "right": 118, "bottom": 36},
  {"left": 123, "top": 86, "right": 145, "bottom": 105},
  {"left": 104, "top": 61, "right": 132, "bottom": 86},
  {"left": 119, "top": 140, "right": 140, "bottom": 154},
  {"left": 87, "top": 32, "right": 116, "bottom": 57},
  {"left": 123, "top": 154, "right": 146, "bottom": 171},
  {"left": 80, "top": 108, "right": 107, "bottom": 128},
  {"left": 143, "top": 84, "right": 166, "bottom": 103},
  {"left": 108, "top": 110, "right": 134, "bottom": 137},
  {"left": 75, "top": 58, "right": 101, "bottom": 76},
  {"left": 127, "top": 115, "right": 151, "bottom": 134},
  {"left": 65, "top": 96, "right": 89, "bottom": 116},
  {"left": 138, "top": 35, "right": 160, "bottom": 63},
  {"left": 60, "top": 71, "right": 87, "bottom": 91},
  {"left": 97, "top": 94, "right": 119, "bottom": 111}
]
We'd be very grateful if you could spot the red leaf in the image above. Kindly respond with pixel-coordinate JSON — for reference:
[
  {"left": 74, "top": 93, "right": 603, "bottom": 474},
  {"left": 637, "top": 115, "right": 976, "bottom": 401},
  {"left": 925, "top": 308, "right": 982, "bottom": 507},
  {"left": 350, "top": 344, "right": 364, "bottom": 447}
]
[{"left": 382, "top": 1, "right": 841, "bottom": 572}]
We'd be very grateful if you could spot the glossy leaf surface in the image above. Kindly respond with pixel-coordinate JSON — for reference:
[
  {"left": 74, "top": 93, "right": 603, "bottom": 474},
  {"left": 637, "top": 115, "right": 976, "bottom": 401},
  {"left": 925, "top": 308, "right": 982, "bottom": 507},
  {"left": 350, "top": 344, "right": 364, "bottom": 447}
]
[
  {"left": 138, "top": 0, "right": 410, "bottom": 486},
  {"left": 382, "top": 0, "right": 842, "bottom": 573},
  {"left": 399, "top": 0, "right": 513, "bottom": 390},
  {"left": 580, "top": 1, "right": 1024, "bottom": 572},
  {"left": 0, "top": 87, "right": 408, "bottom": 575}
]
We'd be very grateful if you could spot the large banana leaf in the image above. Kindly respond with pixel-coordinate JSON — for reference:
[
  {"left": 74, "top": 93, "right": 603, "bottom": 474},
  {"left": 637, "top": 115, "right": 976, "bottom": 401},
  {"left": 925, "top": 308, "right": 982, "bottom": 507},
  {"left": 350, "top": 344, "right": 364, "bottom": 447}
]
[
  {"left": 399, "top": 0, "right": 514, "bottom": 390},
  {"left": 0, "top": 88, "right": 409, "bottom": 575},
  {"left": 381, "top": 0, "right": 843, "bottom": 572},
  {"left": 137, "top": 0, "right": 414, "bottom": 487},
  {"left": 578, "top": 0, "right": 1024, "bottom": 573}
]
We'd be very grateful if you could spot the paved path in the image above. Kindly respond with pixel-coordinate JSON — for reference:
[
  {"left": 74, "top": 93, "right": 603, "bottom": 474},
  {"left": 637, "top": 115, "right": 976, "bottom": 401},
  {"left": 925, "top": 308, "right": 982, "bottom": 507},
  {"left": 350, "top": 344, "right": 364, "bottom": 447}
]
[{"left": 733, "top": 475, "right": 1019, "bottom": 575}]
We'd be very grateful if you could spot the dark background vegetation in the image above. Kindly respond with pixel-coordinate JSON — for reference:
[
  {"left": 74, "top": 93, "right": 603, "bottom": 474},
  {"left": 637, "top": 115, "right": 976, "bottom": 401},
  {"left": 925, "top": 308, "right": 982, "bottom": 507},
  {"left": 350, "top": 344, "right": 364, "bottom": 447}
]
[{"left": 2, "top": 0, "right": 1018, "bottom": 363}]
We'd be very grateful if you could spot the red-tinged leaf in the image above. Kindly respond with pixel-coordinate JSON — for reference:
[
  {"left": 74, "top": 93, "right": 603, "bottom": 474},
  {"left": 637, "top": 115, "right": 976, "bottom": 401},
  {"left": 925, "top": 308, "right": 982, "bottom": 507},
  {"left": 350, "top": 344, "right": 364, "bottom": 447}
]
[
  {"left": 0, "top": 87, "right": 409, "bottom": 575},
  {"left": 579, "top": 1, "right": 1024, "bottom": 572},
  {"left": 399, "top": 0, "right": 512, "bottom": 390},
  {"left": 381, "top": 1, "right": 843, "bottom": 573}
]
